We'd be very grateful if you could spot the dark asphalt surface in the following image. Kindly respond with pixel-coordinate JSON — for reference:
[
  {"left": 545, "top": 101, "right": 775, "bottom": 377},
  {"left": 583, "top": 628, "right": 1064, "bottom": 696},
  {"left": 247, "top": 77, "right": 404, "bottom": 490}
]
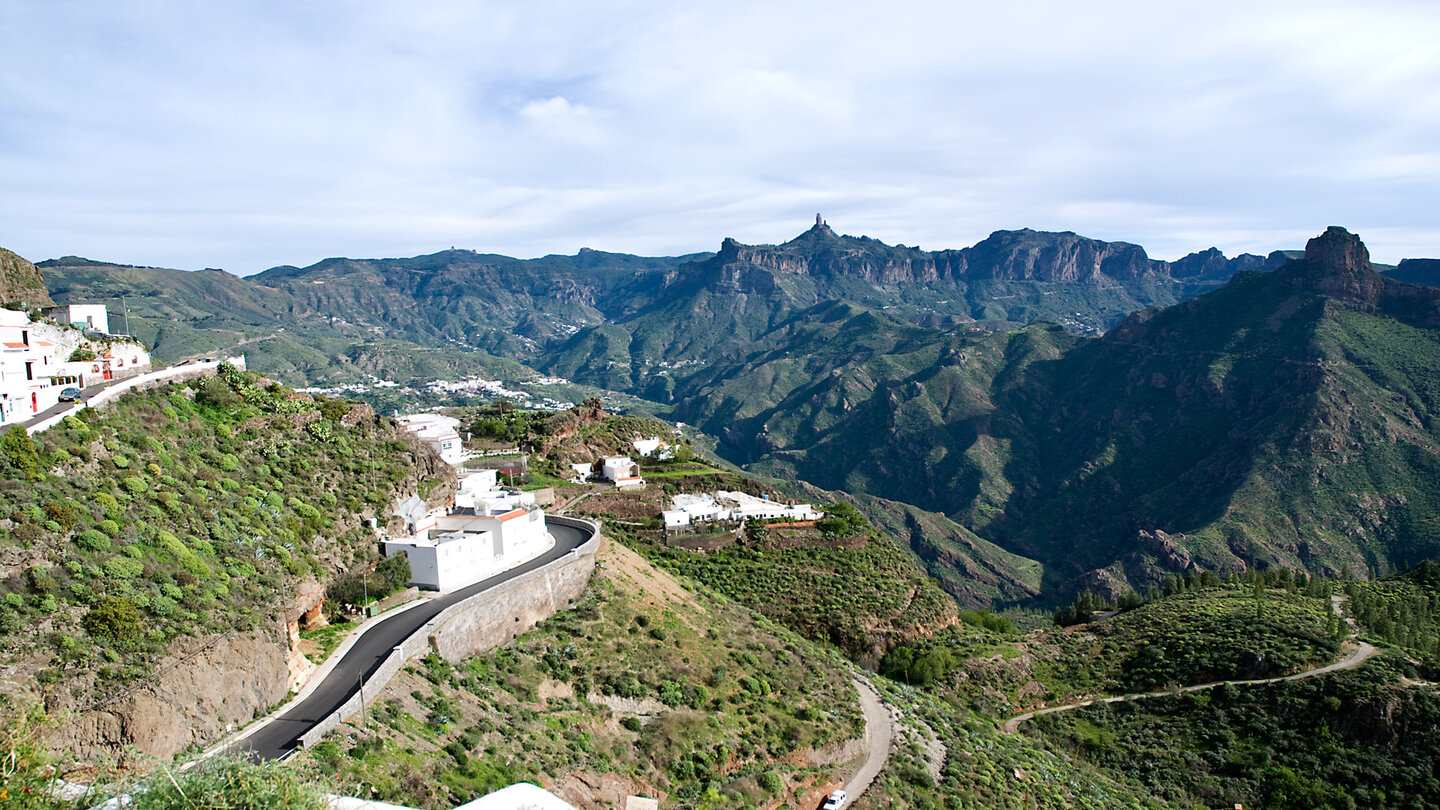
[{"left": 238, "top": 520, "right": 592, "bottom": 760}]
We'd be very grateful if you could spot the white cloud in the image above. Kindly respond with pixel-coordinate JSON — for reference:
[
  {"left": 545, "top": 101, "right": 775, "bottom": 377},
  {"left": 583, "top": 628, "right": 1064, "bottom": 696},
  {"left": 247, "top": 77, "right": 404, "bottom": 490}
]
[{"left": 0, "top": 0, "right": 1437, "bottom": 271}]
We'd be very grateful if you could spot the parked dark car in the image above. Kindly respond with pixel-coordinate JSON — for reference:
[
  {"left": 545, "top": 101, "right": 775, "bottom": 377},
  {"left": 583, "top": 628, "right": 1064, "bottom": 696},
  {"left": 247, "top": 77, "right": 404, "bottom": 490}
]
[{"left": 58, "top": 387, "right": 82, "bottom": 402}]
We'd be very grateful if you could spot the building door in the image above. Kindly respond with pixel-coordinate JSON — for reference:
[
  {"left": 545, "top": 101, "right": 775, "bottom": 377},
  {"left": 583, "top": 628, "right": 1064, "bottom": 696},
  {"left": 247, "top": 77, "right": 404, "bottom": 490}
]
[
  {"left": 31, "top": 392, "right": 37, "bottom": 413},
  {"left": 102, "top": 362, "right": 112, "bottom": 381}
]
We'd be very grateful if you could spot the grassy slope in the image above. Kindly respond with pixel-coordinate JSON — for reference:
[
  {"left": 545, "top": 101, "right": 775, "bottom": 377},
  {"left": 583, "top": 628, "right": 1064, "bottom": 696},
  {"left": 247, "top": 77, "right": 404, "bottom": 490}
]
[
  {"left": 615, "top": 522, "right": 958, "bottom": 667},
  {"left": 879, "top": 584, "right": 1346, "bottom": 715},
  {"left": 296, "top": 540, "right": 863, "bottom": 810},
  {"left": 0, "top": 368, "right": 444, "bottom": 701},
  {"left": 1022, "top": 657, "right": 1439, "bottom": 810}
]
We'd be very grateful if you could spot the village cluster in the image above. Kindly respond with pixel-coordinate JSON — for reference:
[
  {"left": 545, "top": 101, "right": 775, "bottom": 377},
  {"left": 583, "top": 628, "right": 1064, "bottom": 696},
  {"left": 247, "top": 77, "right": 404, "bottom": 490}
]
[
  {"left": 301, "top": 375, "right": 575, "bottom": 413},
  {"left": 0, "top": 303, "right": 152, "bottom": 426},
  {"left": 387, "top": 417, "right": 821, "bottom": 592}
]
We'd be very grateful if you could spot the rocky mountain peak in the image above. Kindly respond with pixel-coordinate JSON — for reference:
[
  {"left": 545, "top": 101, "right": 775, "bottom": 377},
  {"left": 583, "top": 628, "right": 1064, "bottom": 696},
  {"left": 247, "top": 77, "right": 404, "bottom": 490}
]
[
  {"left": 1304, "top": 226, "right": 1372, "bottom": 275},
  {"left": 1276, "top": 227, "right": 1440, "bottom": 323}
]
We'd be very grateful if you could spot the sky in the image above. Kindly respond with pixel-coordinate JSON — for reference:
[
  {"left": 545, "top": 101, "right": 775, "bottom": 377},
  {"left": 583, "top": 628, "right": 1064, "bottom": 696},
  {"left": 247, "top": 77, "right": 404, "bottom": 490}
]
[{"left": 1, "top": 1, "right": 1438, "bottom": 274}]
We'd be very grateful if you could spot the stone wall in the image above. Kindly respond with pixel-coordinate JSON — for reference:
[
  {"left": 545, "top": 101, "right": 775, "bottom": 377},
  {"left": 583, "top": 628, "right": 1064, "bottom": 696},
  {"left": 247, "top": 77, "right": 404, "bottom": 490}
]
[
  {"left": 298, "top": 517, "right": 600, "bottom": 749},
  {"left": 427, "top": 523, "right": 597, "bottom": 662}
]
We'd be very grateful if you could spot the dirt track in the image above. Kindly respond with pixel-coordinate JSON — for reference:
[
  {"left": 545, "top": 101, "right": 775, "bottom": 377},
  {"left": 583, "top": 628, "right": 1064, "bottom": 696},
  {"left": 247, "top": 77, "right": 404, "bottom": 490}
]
[{"left": 1002, "top": 594, "right": 1378, "bottom": 734}]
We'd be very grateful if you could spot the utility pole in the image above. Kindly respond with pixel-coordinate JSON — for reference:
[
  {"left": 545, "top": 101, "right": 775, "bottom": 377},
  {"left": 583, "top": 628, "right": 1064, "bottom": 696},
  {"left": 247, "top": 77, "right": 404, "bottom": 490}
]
[
  {"left": 358, "top": 674, "right": 366, "bottom": 731},
  {"left": 120, "top": 296, "right": 131, "bottom": 337}
]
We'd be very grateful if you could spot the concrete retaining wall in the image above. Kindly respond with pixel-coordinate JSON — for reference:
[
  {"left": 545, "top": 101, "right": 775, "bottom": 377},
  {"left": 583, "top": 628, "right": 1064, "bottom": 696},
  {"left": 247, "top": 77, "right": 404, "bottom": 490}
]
[{"left": 297, "top": 517, "right": 600, "bottom": 749}]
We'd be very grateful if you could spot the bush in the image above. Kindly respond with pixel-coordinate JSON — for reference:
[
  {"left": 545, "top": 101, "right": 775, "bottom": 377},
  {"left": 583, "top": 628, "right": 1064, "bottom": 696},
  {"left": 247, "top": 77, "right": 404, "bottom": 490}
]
[
  {"left": 131, "top": 756, "right": 325, "bottom": 810},
  {"left": 76, "top": 529, "right": 112, "bottom": 551},
  {"left": 376, "top": 554, "right": 411, "bottom": 593},
  {"left": 68, "top": 348, "right": 96, "bottom": 362},
  {"left": 82, "top": 597, "right": 143, "bottom": 642},
  {"left": 2, "top": 426, "right": 42, "bottom": 478},
  {"left": 196, "top": 375, "right": 242, "bottom": 409},
  {"left": 621, "top": 716, "right": 643, "bottom": 732}
]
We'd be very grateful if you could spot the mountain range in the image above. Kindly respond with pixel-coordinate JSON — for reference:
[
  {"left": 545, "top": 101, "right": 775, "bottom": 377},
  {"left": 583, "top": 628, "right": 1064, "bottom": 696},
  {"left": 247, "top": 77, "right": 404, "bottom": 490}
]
[
  {"left": 32, "top": 220, "right": 1347, "bottom": 385},
  {"left": 18, "top": 222, "right": 1440, "bottom": 603}
]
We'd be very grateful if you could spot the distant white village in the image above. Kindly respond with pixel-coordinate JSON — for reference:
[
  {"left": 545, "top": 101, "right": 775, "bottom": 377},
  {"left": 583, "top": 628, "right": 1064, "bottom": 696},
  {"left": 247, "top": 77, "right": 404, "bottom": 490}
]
[
  {"left": 0, "top": 303, "right": 152, "bottom": 426},
  {"left": 300, "top": 374, "right": 575, "bottom": 412}
]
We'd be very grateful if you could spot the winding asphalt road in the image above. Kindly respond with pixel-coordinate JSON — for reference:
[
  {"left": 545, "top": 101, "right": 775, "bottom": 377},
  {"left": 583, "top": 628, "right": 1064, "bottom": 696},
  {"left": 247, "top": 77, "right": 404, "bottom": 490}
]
[{"left": 236, "top": 520, "right": 591, "bottom": 760}]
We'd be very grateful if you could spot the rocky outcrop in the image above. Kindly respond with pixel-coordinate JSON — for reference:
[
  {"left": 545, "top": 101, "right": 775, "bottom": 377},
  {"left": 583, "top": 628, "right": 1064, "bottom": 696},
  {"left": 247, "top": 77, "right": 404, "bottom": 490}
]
[
  {"left": 1278, "top": 227, "right": 1440, "bottom": 325},
  {"left": 698, "top": 224, "right": 1268, "bottom": 288},
  {"left": 0, "top": 247, "right": 54, "bottom": 307},
  {"left": 1169, "top": 246, "right": 1270, "bottom": 280},
  {"left": 47, "top": 631, "right": 290, "bottom": 763}
]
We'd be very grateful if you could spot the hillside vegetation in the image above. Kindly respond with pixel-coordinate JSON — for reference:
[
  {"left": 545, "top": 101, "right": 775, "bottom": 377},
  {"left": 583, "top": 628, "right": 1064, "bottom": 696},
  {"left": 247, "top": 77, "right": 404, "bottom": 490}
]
[
  {"left": 1023, "top": 655, "right": 1439, "bottom": 810},
  {"left": 668, "top": 228, "right": 1440, "bottom": 599},
  {"left": 0, "top": 365, "right": 445, "bottom": 756},
  {"left": 296, "top": 540, "right": 863, "bottom": 810}
]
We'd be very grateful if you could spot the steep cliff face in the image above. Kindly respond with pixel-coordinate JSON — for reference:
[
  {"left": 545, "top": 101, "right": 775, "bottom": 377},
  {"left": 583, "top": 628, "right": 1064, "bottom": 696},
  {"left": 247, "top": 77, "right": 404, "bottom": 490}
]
[
  {"left": 0, "top": 247, "right": 54, "bottom": 307},
  {"left": 699, "top": 222, "right": 1266, "bottom": 287},
  {"left": 1277, "top": 226, "right": 1440, "bottom": 325},
  {"left": 46, "top": 630, "right": 290, "bottom": 763}
]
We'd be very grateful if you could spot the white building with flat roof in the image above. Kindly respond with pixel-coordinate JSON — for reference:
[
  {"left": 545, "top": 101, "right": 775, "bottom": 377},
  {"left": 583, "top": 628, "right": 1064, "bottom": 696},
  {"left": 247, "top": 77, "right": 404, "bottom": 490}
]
[
  {"left": 716, "top": 490, "right": 821, "bottom": 522},
  {"left": 43, "top": 304, "right": 109, "bottom": 334},
  {"left": 397, "top": 413, "right": 465, "bottom": 465},
  {"left": 601, "top": 456, "right": 644, "bottom": 489},
  {"left": 0, "top": 308, "right": 58, "bottom": 424},
  {"left": 385, "top": 471, "right": 552, "bottom": 592}
]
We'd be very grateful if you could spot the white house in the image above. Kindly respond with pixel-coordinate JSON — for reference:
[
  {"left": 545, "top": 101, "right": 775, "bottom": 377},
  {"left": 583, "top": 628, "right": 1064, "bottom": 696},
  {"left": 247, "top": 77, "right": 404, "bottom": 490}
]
[
  {"left": 663, "top": 490, "right": 820, "bottom": 529},
  {"left": 385, "top": 462, "right": 553, "bottom": 591},
  {"left": 43, "top": 304, "right": 109, "bottom": 335},
  {"left": 717, "top": 490, "right": 821, "bottom": 523},
  {"left": 601, "top": 456, "right": 644, "bottom": 489},
  {"left": 568, "top": 462, "right": 594, "bottom": 483},
  {"left": 0, "top": 309, "right": 59, "bottom": 424},
  {"left": 631, "top": 436, "right": 672, "bottom": 459},
  {"left": 397, "top": 413, "right": 465, "bottom": 465}
]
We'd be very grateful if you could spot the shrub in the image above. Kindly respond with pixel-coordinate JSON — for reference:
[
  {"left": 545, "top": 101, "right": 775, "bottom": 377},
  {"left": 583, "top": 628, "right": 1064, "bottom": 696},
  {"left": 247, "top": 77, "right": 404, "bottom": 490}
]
[
  {"left": 759, "top": 771, "right": 783, "bottom": 793},
  {"left": 2, "top": 426, "right": 43, "bottom": 478},
  {"left": 75, "top": 529, "right": 112, "bottom": 552},
  {"left": 131, "top": 756, "right": 324, "bottom": 810},
  {"left": 103, "top": 556, "right": 145, "bottom": 580},
  {"left": 24, "top": 566, "right": 57, "bottom": 594},
  {"left": 621, "top": 717, "right": 643, "bottom": 732},
  {"left": 68, "top": 348, "right": 96, "bottom": 362},
  {"left": 196, "top": 375, "right": 242, "bottom": 409},
  {"left": 82, "top": 597, "right": 143, "bottom": 642},
  {"left": 376, "top": 554, "right": 411, "bottom": 593}
]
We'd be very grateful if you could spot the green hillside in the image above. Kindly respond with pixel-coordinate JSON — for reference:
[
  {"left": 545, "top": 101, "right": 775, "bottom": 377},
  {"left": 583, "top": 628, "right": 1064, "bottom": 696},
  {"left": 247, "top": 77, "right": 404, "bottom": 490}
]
[
  {"left": 679, "top": 228, "right": 1440, "bottom": 598},
  {"left": 0, "top": 365, "right": 445, "bottom": 755},
  {"left": 296, "top": 540, "right": 863, "bottom": 810}
]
